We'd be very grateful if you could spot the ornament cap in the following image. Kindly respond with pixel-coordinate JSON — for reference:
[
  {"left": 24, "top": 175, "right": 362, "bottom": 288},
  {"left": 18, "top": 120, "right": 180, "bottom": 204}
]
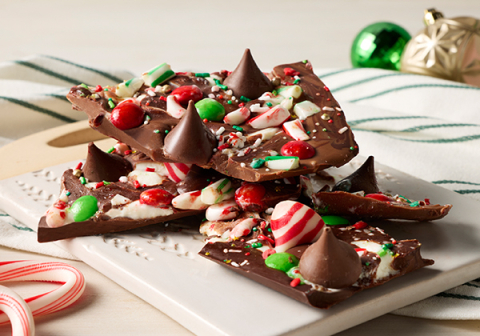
[{"left": 424, "top": 8, "right": 444, "bottom": 26}]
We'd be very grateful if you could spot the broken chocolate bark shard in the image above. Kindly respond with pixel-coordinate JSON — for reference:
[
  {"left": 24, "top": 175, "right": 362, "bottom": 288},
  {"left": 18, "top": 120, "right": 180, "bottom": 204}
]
[
  {"left": 298, "top": 227, "right": 362, "bottom": 288},
  {"left": 332, "top": 156, "right": 379, "bottom": 194},
  {"left": 312, "top": 191, "right": 452, "bottom": 221},
  {"left": 199, "top": 223, "right": 433, "bottom": 309},
  {"left": 83, "top": 142, "right": 132, "bottom": 182},
  {"left": 223, "top": 49, "right": 274, "bottom": 100},
  {"left": 163, "top": 101, "right": 216, "bottom": 165}
]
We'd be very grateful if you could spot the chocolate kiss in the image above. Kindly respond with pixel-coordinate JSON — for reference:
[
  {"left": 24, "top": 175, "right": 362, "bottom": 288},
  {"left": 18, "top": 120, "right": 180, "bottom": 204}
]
[
  {"left": 223, "top": 49, "right": 274, "bottom": 100},
  {"left": 163, "top": 101, "right": 216, "bottom": 165},
  {"left": 332, "top": 156, "right": 379, "bottom": 194},
  {"left": 298, "top": 227, "right": 362, "bottom": 289},
  {"left": 82, "top": 142, "right": 132, "bottom": 182}
]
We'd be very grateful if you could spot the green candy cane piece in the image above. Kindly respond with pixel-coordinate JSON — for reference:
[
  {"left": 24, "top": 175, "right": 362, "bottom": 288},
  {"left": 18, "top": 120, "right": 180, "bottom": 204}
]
[
  {"left": 265, "top": 252, "right": 299, "bottom": 272},
  {"left": 195, "top": 98, "right": 225, "bottom": 121},
  {"left": 322, "top": 215, "right": 350, "bottom": 226},
  {"left": 69, "top": 195, "right": 98, "bottom": 222}
]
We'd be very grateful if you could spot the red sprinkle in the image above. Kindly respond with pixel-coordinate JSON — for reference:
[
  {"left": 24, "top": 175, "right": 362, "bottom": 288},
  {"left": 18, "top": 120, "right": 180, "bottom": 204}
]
[
  {"left": 327, "top": 98, "right": 331, "bottom": 101},
  {"left": 324, "top": 86, "right": 330, "bottom": 92},
  {"left": 258, "top": 234, "right": 275, "bottom": 245},
  {"left": 284, "top": 67, "right": 300, "bottom": 77},
  {"left": 355, "top": 248, "right": 367, "bottom": 253},
  {"left": 244, "top": 147, "right": 252, "bottom": 155},
  {"left": 124, "top": 150, "right": 132, "bottom": 155},
  {"left": 53, "top": 200, "right": 67, "bottom": 210},
  {"left": 145, "top": 101, "right": 150, "bottom": 106},
  {"left": 328, "top": 119, "right": 333, "bottom": 123},
  {"left": 203, "top": 118, "right": 209, "bottom": 123},
  {"left": 160, "top": 96, "right": 167, "bottom": 101},
  {"left": 217, "top": 144, "right": 230, "bottom": 151},
  {"left": 239, "top": 102, "right": 245, "bottom": 107},
  {"left": 353, "top": 221, "right": 368, "bottom": 229},
  {"left": 392, "top": 240, "right": 397, "bottom": 244},
  {"left": 75, "top": 162, "right": 83, "bottom": 170},
  {"left": 145, "top": 167, "right": 155, "bottom": 172},
  {"left": 134, "top": 180, "right": 141, "bottom": 189},
  {"left": 218, "top": 95, "right": 223, "bottom": 100},
  {"left": 290, "top": 278, "right": 301, "bottom": 287},
  {"left": 424, "top": 198, "right": 430, "bottom": 205},
  {"left": 95, "top": 182, "right": 104, "bottom": 189},
  {"left": 95, "top": 85, "right": 103, "bottom": 92},
  {"left": 245, "top": 252, "right": 251, "bottom": 256}
]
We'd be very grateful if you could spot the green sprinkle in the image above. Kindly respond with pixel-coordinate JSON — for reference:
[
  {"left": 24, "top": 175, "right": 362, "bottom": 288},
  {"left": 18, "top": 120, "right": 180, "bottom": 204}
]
[
  {"left": 103, "top": 181, "right": 111, "bottom": 185},
  {"left": 398, "top": 195, "right": 412, "bottom": 203},
  {"left": 145, "top": 115, "right": 151, "bottom": 121},
  {"left": 80, "top": 176, "right": 86, "bottom": 185},
  {"left": 323, "top": 128, "right": 327, "bottom": 132},
  {"left": 267, "top": 228, "right": 272, "bottom": 232},
  {"left": 383, "top": 243, "right": 394, "bottom": 249},
  {"left": 264, "top": 156, "right": 298, "bottom": 161},
  {"left": 365, "top": 262, "right": 370, "bottom": 266},
  {"left": 378, "top": 249, "right": 387, "bottom": 257},
  {"left": 245, "top": 245, "right": 250, "bottom": 248},
  {"left": 252, "top": 227, "right": 258, "bottom": 232},
  {"left": 206, "top": 179, "right": 211, "bottom": 182},
  {"left": 107, "top": 147, "right": 115, "bottom": 153},
  {"left": 240, "top": 96, "right": 251, "bottom": 102},
  {"left": 165, "top": 130, "right": 169, "bottom": 134},
  {"left": 409, "top": 201, "right": 420, "bottom": 207},
  {"left": 79, "top": 92, "right": 85, "bottom": 97},
  {"left": 80, "top": 83, "right": 89, "bottom": 89},
  {"left": 154, "top": 129, "right": 160, "bottom": 134},
  {"left": 293, "top": 79, "right": 300, "bottom": 84},
  {"left": 306, "top": 131, "right": 310, "bottom": 134},
  {"left": 66, "top": 191, "right": 71, "bottom": 196},
  {"left": 349, "top": 146, "right": 355, "bottom": 150},
  {"left": 266, "top": 102, "right": 273, "bottom": 107},
  {"left": 250, "top": 158, "right": 265, "bottom": 169},
  {"left": 232, "top": 125, "right": 243, "bottom": 132},
  {"left": 302, "top": 60, "right": 308, "bottom": 64},
  {"left": 195, "top": 73, "right": 210, "bottom": 77},
  {"left": 227, "top": 100, "right": 232, "bottom": 104},
  {"left": 104, "top": 88, "right": 109, "bottom": 91},
  {"left": 214, "top": 79, "right": 228, "bottom": 90},
  {"left": 108, "top": 100, "right": 116, "bottom": 109},
  {"left": 272, "top": 90, "right": 277, "bottom": 96},
  {"left": 202, "top": 218, "right": 207, "bottom": 222}
]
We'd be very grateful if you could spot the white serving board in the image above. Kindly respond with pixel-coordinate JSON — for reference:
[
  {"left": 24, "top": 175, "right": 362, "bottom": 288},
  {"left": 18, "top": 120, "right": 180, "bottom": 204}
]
[{"left": 1, "top": 158, "right": 480, "bottom": 336}]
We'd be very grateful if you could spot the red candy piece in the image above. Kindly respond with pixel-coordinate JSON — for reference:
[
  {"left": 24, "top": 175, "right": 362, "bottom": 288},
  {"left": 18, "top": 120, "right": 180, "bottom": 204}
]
[
  {"left": 109, "top": 102, "right": 144, "bottom": 130},
  {"left": 139, "top": 189, "right": 173, "bottom": 206},
  {"left": 284, "top": 67, "right": 300, "bottom": 77},
  {"left": 235, "top": 183, "right": 267, "bottom": 212},
  {"left": 365, "top": 193, "right": 391, "bottom": 202},
  {"left": 281, "top": 141, "right": 315, "bottom": 159},
  {"left": 171, "top": 85, "right": 203, "bottom": 106},
  {"left": 353, "top": 221, "right": 368, "bottom": 229}
]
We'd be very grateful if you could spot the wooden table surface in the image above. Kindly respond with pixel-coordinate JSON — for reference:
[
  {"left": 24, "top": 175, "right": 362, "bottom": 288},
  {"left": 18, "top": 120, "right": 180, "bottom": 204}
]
[{"left": 1, "top": 1, "right": 480, "bottom": 335}]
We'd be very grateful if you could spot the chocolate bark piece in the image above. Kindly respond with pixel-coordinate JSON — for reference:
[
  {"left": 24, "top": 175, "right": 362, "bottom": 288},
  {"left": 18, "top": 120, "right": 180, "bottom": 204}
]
[
  {"left": 82, "top": 142, "right": 132, "bottom": 182},
  {"left": 298, "top": 227, "right": 362, "bottom": 288},
  {"left": 223, "top": 49, "right": 274, "bottom": 100},
  {"left": 199, "top": 223, "right": 433, "bottom": 309},
  {"left": 67, "top": 60, "right": 358, "bottom": 182},
  {"left": 312, "top": 191, "right": 452, "bottom": 221},
  {"left": 163, "top": 101, "right": 216, "bottom": 165},
  {"left": 332, "top": 156, "right": 379, "bottom": 194},
  {"left": 37, "top": 169, "right": 203, "bottom": 242}
]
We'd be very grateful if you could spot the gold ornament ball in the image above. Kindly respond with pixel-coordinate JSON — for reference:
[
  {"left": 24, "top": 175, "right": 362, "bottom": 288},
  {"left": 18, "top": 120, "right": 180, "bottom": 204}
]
[{"left": 401, "top": 8, "right": 480, "bottom": 87}]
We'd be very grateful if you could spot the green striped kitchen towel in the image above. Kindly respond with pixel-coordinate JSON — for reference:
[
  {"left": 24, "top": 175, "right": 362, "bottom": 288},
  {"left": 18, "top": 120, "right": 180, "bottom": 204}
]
[{"left": 0, "top": 56, "right": 479, "bottom": 318}]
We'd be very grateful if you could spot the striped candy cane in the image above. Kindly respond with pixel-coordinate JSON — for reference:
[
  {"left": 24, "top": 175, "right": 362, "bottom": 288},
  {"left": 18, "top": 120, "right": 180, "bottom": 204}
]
[
  {"left": 270, "top": 201, "right": 325, "bottom": 252},
  {"left": 164, "top": 162, "right": 191, "bottom": 183},
  {"left": 0, "top": 285, "right": 34, "bottom": 336},
  {"left": 0, "top": 261, "right": 86, "bottom": 325}
]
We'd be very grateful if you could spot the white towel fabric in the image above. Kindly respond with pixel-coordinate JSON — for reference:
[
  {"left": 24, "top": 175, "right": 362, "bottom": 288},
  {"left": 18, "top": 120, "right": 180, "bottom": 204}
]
[{"left": 0, "top": 56, "right": 479, "bottom": 319}]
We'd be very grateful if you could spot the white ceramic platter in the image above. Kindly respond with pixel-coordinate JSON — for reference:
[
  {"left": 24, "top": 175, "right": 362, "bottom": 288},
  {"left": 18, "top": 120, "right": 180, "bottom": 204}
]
[{"left": 1, "top": 158, "right": 479, "bottom": 336}]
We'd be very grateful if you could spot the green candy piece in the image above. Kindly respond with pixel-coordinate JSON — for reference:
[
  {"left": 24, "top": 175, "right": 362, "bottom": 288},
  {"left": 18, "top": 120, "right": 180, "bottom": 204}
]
[
  {"left": 195, "top": 98, "right": 225, "bottom": 121},
  {"left": 69, "top": 195, "right": 98, "bottom": 222},
  {"left": 322, "top": 215, "right": 350, "bottom": 226},
  {"left": 265, "top": 252, "right": 299, "bottom": 272}
]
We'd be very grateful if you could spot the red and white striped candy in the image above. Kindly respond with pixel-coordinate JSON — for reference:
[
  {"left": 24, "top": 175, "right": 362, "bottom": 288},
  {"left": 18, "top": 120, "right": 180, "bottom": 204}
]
[
  {"left": 283, "top": 119, "right": 309, "bottom": 141},
  {"left": 229, "top": 217, "right": 259, "bottom": 240},
  {"left": 166, "top": 95, "right": 186, "bottom": 119},
  {"left": 223, "top": 107, "right": 250, "bottom": 125},
  {"left": 0, "top": 285, "right": 34, "bottom": 336},
  {"left": 0, "top": 261, "right": 86, "bottom": 331},
  {"left": 270, "top": 201, "right": 324, "bottom": 252},
  {"left": 205, "top": 200, "right": 240, "bottom": 221},
  {"left": 164, "top": 162, "right": 191, "bottom": 183},
  {"left": 247, "top": 106, "right": 290, "bottom": 129},
  {"left": 172, "top": 190, "right": 208, "bottom": 210}
]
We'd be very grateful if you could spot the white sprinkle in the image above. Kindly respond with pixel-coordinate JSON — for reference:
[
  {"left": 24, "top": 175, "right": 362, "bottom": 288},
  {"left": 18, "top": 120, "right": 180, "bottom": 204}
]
[
  {"left": 147, "top": 90, "right": 156, "bottom": 97},
  {"left": 231, "top": 96, "right": 236, "bottom": 101},
  {"left": 269, "top": 150, "right": 278, "bottom": 156},
  {"left": 283, "top": 137, "right": 287, "bottom": 140},
  {"left": 312, "top": 136, "right": 316, "bottom": 139},
  {"left": 312, "top": 129, "right": 317, "bottom": 133},
  {"left": 223, "top": 249, "right": 228, "bottom": 253},
  {"left": 240, "top": 260, "right": 248, "bottom": 266},
  {"left": 216, "top": 127, "right": 226, "bottom": 136},
  {"left": 265, "top": 168, "right": 270, "bottom": 171},
  {"left": 336, "top": 107, "right": 342, "bottom": 111},
  {"left": 213, "top": 148, "right": 218, "bottom": 152},
  {"left": 323, "top": 106, "right": 335, "bottom": 111},
  {"left": 338, "top": 126, "right": 348, "bottom": 134},
  {"left": 208, "top": 93, "right": 216, "bottom": 99},
  {"left": 265, "top": 207, "right": 274, "bottom": 215},
  {"left": 119, "top": 176, "right": 128, "bottom": 183},
  {"left": 315, "top": 122, "right": 320, "bottom": 126},
  {"left": 246, "top": 239, "right": 258, "bottom": 244},
  {"left": 294, "top": 75, "right": 300, "bottom": 80},
  {"left": 368, "top": 233, "right": 374, "bottom": 236},
  {"left": 212, "top": 86, "right": 220, "bottom": 92},
  {"left": 231, "top": 262, "right": 240, "bottom": 267},
  {"left": 240, "top": 162, "right": 246, "bottom": 167},
  {"left": 226, "top": 90, "right": 233, "bottom": 96},
  {"left": 229, "top": 249, "right": 242, "bottom": 253},
  {"left": 252, "top": 138, "right": 262, "bottom": 148}
]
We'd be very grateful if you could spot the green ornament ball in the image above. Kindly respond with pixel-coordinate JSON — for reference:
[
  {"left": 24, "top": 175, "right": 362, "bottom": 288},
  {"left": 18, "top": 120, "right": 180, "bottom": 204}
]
[
  {"left": 351, "top": 22, "right": 411, "bottom": 71},
  {"left": 195, "top": 98, "right": 225, "bottom": 121},
  {"left": 69, "top": 195, "right": 98, "bottom": 222}
]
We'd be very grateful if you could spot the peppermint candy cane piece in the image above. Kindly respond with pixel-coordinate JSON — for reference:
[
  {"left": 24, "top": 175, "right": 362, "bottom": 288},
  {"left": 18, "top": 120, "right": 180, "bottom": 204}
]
[
  {"left": 0, "top": 285, "right": 34, "bottom": 336},
  {"left": 201, "top": 178, "right": 234, "bottom": 205},
  {"left": 277, "top": 85, "right": 303, "bottom": 99},
  {"left": 270, "top": 201, "right": 324, "bottom": 252},
  {"left": 205, "top": 200, "right": 240, "bottom": 221},
  {"left": 142, "top": 63, "right": 175, "bottom": 87},
  {"left": 229, "top": 217, "right": 259, "bottom": 240},
  {"left": 247, "top": 105, "right": 290, "bottom": 129},
  {"left": 172, "top": 190, "right": 208, "bottom": 210},
  {"left": 164, "top": 163, "right": 191, "bottom": 183},
  {"left": 283, "top": 119, "right": 310, "bottom": 141},
  {"left": 223, "top": 107, "right": 250, "bottom": 125},
  {"left": 0, "top": 261, "right": 86, "bottom": 325},
  {"left": 293, "top": 100, "right": 321, "bottom": 120},
  {"left": 166, "top": 95, "right": 187, "bottom": 119},
  {"left": 264, "top": 156, "right": 300, "bottom": 171},
  {"left": 116, "top": 78, "right": 144, "bottom": 98}
]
